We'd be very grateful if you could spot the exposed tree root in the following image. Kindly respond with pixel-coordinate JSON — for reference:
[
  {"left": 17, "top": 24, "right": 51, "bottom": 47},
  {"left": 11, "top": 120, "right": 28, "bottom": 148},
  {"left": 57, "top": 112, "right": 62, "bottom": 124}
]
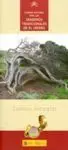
[
  {"left": 1, "top": 40, "right": 68, "bottom": 94},
  {"left": 0, "top": 81, "right": 6, "bottom": 84}
]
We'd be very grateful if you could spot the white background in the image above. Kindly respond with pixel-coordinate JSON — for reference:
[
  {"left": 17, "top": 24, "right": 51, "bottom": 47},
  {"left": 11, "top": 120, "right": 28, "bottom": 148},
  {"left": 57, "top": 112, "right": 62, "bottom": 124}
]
[{"left": 0, "top": 34, "right": 68, "bottom": 50}]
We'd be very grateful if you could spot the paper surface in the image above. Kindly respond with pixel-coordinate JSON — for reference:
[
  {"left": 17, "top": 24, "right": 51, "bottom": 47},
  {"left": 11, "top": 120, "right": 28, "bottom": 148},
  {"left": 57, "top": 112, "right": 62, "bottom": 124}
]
[{"left": 0, "top": 0, "right": 68, "bottom": 150}]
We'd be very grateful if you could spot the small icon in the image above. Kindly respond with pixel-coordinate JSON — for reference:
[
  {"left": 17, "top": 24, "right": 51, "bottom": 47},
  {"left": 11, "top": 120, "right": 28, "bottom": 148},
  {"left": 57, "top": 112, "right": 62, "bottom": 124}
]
[
  {"left": 24, "top": 141, "right": 27, "bottom": 145},
  {"left": 31, "top": 1, "right": 39, "bottom": 7}
]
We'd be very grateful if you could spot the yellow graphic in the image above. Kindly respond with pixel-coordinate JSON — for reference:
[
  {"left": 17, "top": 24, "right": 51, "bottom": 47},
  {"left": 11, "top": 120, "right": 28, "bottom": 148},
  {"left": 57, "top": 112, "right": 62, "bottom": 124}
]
[
  {"left": 24, "top": 115, "right": 47, "bottom": 138},
  {"left": 22, "top": 140, "right": 47, "bottom": 147}
]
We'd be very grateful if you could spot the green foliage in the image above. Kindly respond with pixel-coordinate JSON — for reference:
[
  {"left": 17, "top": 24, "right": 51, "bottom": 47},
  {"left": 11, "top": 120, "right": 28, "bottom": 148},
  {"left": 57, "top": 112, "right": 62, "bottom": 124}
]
[
  {"left": 17, "top": 91, "right": 40, "bottom": 99},
  {"left": 64, "top": 80, "right": 68, "bottom": 84},
  {"left": 41, "top": 93, "right": 58, "bottom": 99},
  {"left": 20, "top": 64, "right": 25, "bottom": 67},
  {"left": 0, "top": 51, "right": 6, "bottom": 75},
  {"left": 0, "top": 53, "right": 3, "bottom": 57},
  {"left": 41, "top": 87, "right": 68, "bottom": 99},
  {"left": 56, "top": 87, "right": 68, "bottom": 99}
]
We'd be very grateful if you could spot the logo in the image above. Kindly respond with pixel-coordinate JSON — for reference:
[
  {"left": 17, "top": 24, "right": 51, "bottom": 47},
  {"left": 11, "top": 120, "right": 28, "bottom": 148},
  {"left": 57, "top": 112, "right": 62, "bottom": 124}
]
[
  {"left": 24, "top": 115, "right": 47, "bottom": 138},
  {"left": 22, "top": 115, "right": 48, "bottom": 147},
  {"left": 30, "top": 1, "right": 39, "bottom": 7}
]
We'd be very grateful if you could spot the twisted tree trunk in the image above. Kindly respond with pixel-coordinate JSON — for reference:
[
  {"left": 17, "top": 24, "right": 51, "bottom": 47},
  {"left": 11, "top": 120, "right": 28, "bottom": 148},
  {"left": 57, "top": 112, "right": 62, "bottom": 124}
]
[{"left": 1, "top": 40, "right": 68, "bottom": 93}]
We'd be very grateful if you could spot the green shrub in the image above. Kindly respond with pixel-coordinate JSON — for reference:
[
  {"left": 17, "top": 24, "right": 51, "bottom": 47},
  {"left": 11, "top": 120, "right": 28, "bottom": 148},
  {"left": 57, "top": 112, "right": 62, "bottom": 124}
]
[
  {"left": 56, "top": 87, "right": 68, "bottom": 99},
  {"left": 41, "top": 93, "right": 58, "bottom": 99},
  {"left": 17, "top": 91, "right": 40, "bottom": 99}
]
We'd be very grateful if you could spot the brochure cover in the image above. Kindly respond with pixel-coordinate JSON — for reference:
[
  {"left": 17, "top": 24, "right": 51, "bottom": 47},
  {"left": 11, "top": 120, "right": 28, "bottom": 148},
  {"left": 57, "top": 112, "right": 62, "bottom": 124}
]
[{"left": 0, "top": 0, "right": 68, "bottom": 150}]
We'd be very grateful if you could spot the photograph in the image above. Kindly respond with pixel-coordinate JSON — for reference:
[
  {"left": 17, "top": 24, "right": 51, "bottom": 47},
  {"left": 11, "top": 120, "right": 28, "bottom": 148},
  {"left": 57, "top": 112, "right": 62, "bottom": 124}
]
[{"left": 0, "top": 34, "right": 68, "bottom": 99}]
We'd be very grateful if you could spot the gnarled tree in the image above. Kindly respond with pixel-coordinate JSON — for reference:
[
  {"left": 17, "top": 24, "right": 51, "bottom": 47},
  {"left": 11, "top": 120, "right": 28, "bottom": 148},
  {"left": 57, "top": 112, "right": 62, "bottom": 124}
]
[{"left": 1, "top": 40, "right": 68, "bottom": 93}]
